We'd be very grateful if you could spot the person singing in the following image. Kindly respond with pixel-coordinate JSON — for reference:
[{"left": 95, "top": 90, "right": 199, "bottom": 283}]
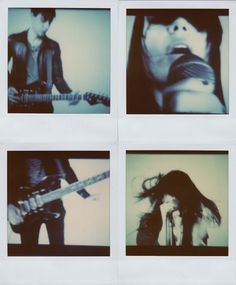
[
  {"left": 136, "top": 170, "right": 221, "bottom": 246},
  {"left": 127, "top": 10, "right": 227, "bottom": 114}
]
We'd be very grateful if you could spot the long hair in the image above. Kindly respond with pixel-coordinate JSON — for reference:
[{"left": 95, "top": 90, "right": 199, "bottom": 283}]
[
  {"left": 127, "top": 10, "right": 225, "bottom": 114},
  {"left": 136, "top": 170, "right": 221, "bottom": 245}
]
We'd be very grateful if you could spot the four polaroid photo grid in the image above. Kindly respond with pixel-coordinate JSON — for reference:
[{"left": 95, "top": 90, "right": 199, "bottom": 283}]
[{"left": 1, "top": 1, "right": 235, "bottom": 285}]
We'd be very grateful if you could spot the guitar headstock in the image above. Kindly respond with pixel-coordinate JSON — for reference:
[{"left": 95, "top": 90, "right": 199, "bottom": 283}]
[{"left": 83, "top": 92, "right": 110, "bottom": 107}]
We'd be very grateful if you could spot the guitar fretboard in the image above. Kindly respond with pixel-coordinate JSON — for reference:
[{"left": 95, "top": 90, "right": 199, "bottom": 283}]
[
  {"left": 19, "top": 92, "right": 110, "bottom": 107},
  {"left": 41, "top": 170, "right": 110, "bottom": 204},
  {"left": 21, "top": 93, "right": 82, "bottom": 102}
]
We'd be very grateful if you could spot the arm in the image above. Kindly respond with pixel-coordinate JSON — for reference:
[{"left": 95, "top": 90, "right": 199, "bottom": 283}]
[
  {"left": 8, "top": 35, "right": 20, "bottom": 104},
  {"left": 136, "top": 213, "right": 161, "bottom": 245},
  {"left": 52, "top": 43, "right": 72, "bottom": 94},
  {"left": 60, "top": 159, "right": 90, "bottom": 199},
  {"left": 163, "top": 78, "right": 226, "bottom": 114}
]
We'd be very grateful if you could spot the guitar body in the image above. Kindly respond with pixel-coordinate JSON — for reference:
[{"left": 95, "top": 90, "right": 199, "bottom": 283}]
[
  {"left": 10, "top": 208, "right": 62, "bottom": 234},
  {"left": 10, "top": 175, "right": 63, "bottom": 234},
  {"left": 8, "top": 81, "right": 53, "bottom": 113}
]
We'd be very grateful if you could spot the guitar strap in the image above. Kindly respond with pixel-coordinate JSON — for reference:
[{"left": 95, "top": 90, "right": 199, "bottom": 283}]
[{"left": 45, "top": 49, "right": 53, "bottom": 91}]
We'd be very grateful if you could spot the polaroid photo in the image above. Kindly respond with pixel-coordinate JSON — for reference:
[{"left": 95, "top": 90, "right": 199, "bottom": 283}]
[
  {"left": 7, "top": 150, "right": 110, "bottom": 256},
  {"left": 125, "top": 7, "right": 229, "bottom": 115},
  {"left": 126, "top": 150, "right": 228, "bottom": 256},
  {"left": 7, "top": 7, "right": 111, "bottom": 114}
]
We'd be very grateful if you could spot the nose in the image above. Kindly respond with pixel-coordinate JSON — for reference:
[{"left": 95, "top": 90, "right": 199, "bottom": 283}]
[{"left": 168, "top": 17, "right": 189, "bottom": 34}]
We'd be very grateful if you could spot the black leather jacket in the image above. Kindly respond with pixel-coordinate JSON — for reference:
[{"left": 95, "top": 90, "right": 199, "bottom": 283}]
[{"left": 8, "top": 30, "right": 72, "bottom": 112}]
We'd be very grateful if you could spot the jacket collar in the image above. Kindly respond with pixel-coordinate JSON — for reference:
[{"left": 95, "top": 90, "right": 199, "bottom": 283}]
[{"left": 21, "top": 29, "right": 51, "bottom": 49}]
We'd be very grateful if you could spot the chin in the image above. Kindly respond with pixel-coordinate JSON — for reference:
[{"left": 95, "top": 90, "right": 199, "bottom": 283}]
[{"left": 38, "top": 32, "right": 45, "bottom": 37}]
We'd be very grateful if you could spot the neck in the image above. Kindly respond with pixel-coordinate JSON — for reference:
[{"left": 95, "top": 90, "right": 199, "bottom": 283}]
[{"left": 27, "top": 28, "right": 42, "bottom": 47}]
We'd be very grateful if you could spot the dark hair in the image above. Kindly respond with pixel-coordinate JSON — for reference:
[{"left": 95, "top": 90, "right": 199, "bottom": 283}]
[
  {"left": 31, "top": 8, "right": 56, "bottom": 23},
  {"left": 137, "top": 170, "right": 221, "bottom": 245},
  {"left": 127, "top": 10, "right": 225, "bottom": 114}
]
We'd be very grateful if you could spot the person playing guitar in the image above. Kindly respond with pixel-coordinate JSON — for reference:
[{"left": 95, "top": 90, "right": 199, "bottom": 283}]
[
  {"left": 8, "top": 8, "right": 80, "bottom": 113},
  {"left": 7, "top": 152, "right": 92, "bottom": 246}
]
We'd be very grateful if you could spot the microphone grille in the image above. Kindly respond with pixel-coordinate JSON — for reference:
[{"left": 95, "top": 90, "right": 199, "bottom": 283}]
[{"left": 167, "top": 54, "right": 215, "bottom": 86}]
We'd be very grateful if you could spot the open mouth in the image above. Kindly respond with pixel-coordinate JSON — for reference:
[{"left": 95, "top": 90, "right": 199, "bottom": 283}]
[{"left": 169, "top": 45, "right": 191, "bottom": 55}]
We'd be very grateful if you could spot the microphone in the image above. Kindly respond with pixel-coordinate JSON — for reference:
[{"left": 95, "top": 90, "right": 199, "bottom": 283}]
[
  {"left": 163, "top": 54, "right": 217, "bottom": 113},
  {"left": 167, "top": 53, "right": 216, "bottom": 87}
]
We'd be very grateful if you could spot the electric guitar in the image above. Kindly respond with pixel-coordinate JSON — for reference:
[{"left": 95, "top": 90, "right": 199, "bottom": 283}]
[
  {"left": 9, "top": 170, "right": 110, "bottom": 234},
  {"left": 8, "top": 81, "right": 110, "bottom": 113}
]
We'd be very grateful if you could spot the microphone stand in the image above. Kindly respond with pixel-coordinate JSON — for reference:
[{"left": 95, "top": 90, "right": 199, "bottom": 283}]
[{"left": 166, "top": 211, "right": 175, "bottom": 246}]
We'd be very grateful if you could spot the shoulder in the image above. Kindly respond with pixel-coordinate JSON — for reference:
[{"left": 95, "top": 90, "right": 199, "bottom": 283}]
[
  {"left": 8, "top": 30, "right": 27, "bottom": 42},
  {"left": 44, "top": 36, "right": 60, "bottom": 50},
  {"left": 192, "top": 216, "right": 209, "bottom": 246}
]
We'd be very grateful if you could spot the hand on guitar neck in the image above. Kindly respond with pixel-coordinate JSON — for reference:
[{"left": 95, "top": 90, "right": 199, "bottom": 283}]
[{"left": 68, "top": 90, "right": 82, "bottom": 106}]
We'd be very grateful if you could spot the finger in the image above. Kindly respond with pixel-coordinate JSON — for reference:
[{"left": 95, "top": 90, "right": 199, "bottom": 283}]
[
  {"left": 12, "top": 208, "right": 24, "bottom": 225},
  {"left": 8, "top": 87, "right": 18, "bottom": 96},
  {"left": 8, "top": 91, "right": 20, "bottom": 102},
  {"left": 86, "top": 194, "right": 99, "bottom": 201},
  {"left": 8, "top": 95, "right": 20, "bottom": 103},
  {"left": 16, "top": 209, "right": 24, "bottom": 223},
  {"left": 35, "top": 194, "right": 44, "bottom": 208},
  {"left": 69, "top": 100, "right": 80, "bottom": 106}
]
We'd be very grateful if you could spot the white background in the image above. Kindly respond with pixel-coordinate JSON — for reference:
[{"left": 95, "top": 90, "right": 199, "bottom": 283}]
[{"left": 0, "top": 0, "right": 236, "bottom": 285}]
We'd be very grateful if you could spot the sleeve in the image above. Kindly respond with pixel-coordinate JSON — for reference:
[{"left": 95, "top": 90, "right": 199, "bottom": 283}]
[
  {"left": 8, "top": 153, "right": 21, "bottom": 205},
  {"left": 136, "top": 213, "right": 161, "bottom": 245},
  {"left": 8, "top": 35, "right": 14, "bottom": 87},
  {"left": 52, "top": 43, "right": 72, "bottom": 94},
  {"left": 60, "top": 159, "right": 90, "bottom": 199}
]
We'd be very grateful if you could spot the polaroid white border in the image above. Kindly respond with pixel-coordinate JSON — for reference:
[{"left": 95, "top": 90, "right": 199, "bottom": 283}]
[
  {"left": 118, "top": 141, "right": 236, "bottom": 285},
  {"left": 0, "top": 0, "right": 118, "bottom": 121},
  {"left": 0, "top": 141, "right": 118, "bottom": 285},
  {"left": 119, "top": 1, "right": 236, "bottom": 120},
  {"left": 1, "top": 0, "right": 117, "bottom": 148},
  {"left": 0, "top": 0, "right": 235, "bottom": 284}
]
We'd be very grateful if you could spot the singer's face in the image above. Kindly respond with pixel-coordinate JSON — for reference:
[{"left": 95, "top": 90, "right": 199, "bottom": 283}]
[
  {"left": 142, "top": 16, "right": 210, "bottom": 84},
  {"left": 162, "top": 194, "right": 179, "bottom": 212}
]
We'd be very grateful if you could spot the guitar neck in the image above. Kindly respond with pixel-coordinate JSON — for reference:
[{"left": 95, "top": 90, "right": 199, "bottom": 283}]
[
  {"left": 21, "top": 92, "right": 110, "bottom": 106},
  {"left": 21, "top": 93, "right": 82, "bottom": 102},
  {"left": 41, "top": 170, "right": 110, "bottom": 204}
]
